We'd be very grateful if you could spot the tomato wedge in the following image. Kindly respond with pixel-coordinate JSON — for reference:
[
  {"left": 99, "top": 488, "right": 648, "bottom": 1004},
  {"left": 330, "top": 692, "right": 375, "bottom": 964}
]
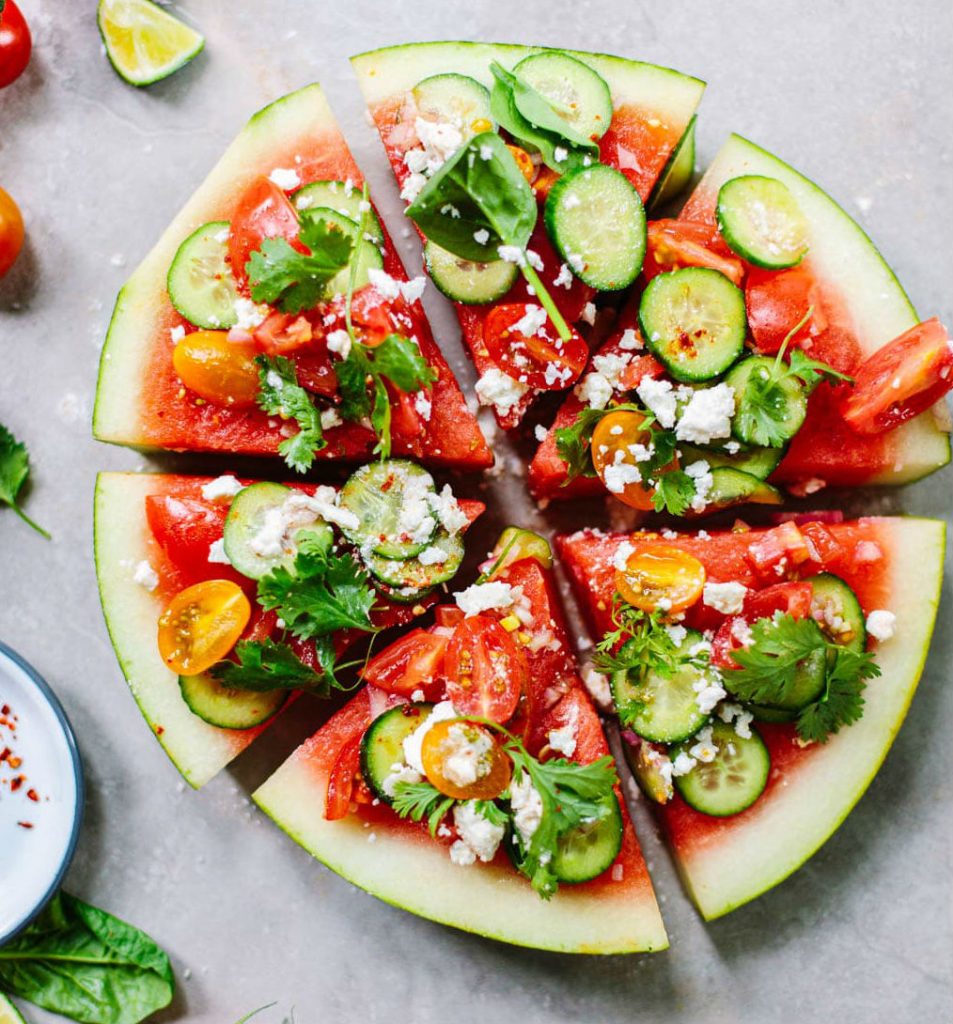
[
  {"left": 841, "top": 318, "right": 953, "bottom": 434},
  {"left": 644, "top": 219, "right": 745, "bottom": 286},
  {"left": 483, "top": 303, "right": 588, "bottom": 391},
  {"left": 745, "top": 264, "right": 825, "bottom": 354},
  {"left": 145, "top": 494, "right": 238, "bottom": 586},
  {"left": 229, "top": 176, "right": 301, "bottom": 286},
  {"left": 746, "top": 521, "right": 811, "bottom": 577},
  {"left": 444, "top": 615, "right": 526, "bottom": 722},
  {"left": 361, "top": 628, "right": 449, "bottom": 695},
  {"left": 325, "top": 736, "right": 362, "bottom": 820}
]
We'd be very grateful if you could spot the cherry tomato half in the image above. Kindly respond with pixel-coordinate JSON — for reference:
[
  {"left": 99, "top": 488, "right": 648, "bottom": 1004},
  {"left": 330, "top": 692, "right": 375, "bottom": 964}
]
[
  {"left": 172, "top": 330, "right": 260, "bottom": 408},
  {"left": 0, "top": 186, "right": 25, "bottom": 279},
  {"left": 0, "top": 1, "right": 31, "bottom": 90},
  {"left": 591, "top": 409, "right": 667, "bottom": 511},
  {"left": 229, "top": 176, "right": 301, "bottom": 285},
  {"left": 615, "top": 543, "right": 706, "bottom": 615},
  {"left": 444, "top": 615, "right": 526, "bottom": 723},
  {"left": 644, "top": 219, "right": 745, "bottom": 286},
  {"left": 157, "top": 580, "right": 251, "bottom": 676},
  {"left": 420, "top": 719, "right": 511, "bottom": 800},
  {"left": 361, "top": 628, "right": 449, "bottom": 695},
  {"left": 841, "top": 318, "right": 953, "bottom": 435},
  {"left": 483, "top": 303, "right": 588, "bottom": 391}
]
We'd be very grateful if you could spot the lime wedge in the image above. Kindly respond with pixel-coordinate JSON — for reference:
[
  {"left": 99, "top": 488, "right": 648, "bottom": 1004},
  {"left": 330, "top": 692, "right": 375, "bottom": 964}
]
[
  {"left": 97, "top": 0, "right": 204, "bottom": 87},
  {"left": 0, "top": 994, "right": 27, "bottom": 1024}
]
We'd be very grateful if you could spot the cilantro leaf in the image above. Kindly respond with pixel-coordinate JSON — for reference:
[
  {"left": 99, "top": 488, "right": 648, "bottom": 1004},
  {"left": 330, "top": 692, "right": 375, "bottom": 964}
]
[
  {"left": 246, "top": 212, "right": 353, "bottom": 313},
  {"left": 554, "top": 402, "right": 648, "bottom": 482},
  {"left": 257, "top": 532, "right": 377, "bottom": 641},
  {"left": 391, "top": 780, "right": 455, "bottom": 837},
  {"left": 0, "top": 423, "right": 49, "bottom": 538},
  {"left": 594, "top": 601, "right": 683, "bottom": 679},
  {"left": 255, "top": 355, "right": 326, "bottom": 472},
  {"left": 372, "top": 334, "right": 437, "bottom": 393},
  {"left": 796, "top": 646, "right": 880, "bottom": 744},
  {"left": 651, "top": 469, "right": 695, "bottom": 516},
  {"left": 211, "top": 638, "right": 332, "bottom": 695}
]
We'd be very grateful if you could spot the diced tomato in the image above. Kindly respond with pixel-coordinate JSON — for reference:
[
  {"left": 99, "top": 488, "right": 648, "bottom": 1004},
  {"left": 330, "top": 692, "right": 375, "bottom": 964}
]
[
  {"left": 841, "top": 318, "right": 953, "bottom": 435},
  {"left": 618, "top": 353, "right": 665, "bottom": 391},
  {"left": 746, "top": 522, "right": 811, "bottom": 578},
  {"left": 145, "top": 495, "right": 236, "bottom": 585},
  {"left": 711, "top": 580, "right": 814, "bottom": 669},
  {"left": 800, "top": 520, "right": 846, "bottom": 569},
  {"left": 292, "top": 343, "right": 339, "bottom": 399},
  {"left": 435, "top": 605, "right": 465, "bottom": 629},
  {"left": 229, "top": 176, "right": 301, "bottom": 286},
  {"left": 325, "top": 735, "right": 361, "bottom": 820},
  {"left": 444, "top": 616, "right": 526, "bottom": 722},
  {"left": 483, "top": 303, "right": 588, "bottom": 391},
  {"left": 644, "top": 219, "right": 745, "bottom": 285},
  {"left": 253, "top": 312, "right": 314, "bottom": 354},
  {"left": 361, "top": 628, "right": 448, "bottom": 696},
  {"left": 745, "top": 264, "right": 826, "bottom": 354}
]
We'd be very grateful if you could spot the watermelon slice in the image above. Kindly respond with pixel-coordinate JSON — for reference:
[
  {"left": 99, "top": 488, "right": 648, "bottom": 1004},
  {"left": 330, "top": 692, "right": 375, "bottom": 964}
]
[
  {"left": 529, "top": 134, "right": 952, "bottom": 501},
  {"left": 254, "top": 542, "right": 668, "bottom": 953},
  {"left": 351, "top": 42, "right": 705, "bottom": 429},
  {"left": 94, "top": 471, "right": 483, "bottom": 787},
  {"left": 556, "top": 516, "right": 945, "bottom": 919},
  {"left": 92, "top": 84, "right": 492, "bottom": 471}
]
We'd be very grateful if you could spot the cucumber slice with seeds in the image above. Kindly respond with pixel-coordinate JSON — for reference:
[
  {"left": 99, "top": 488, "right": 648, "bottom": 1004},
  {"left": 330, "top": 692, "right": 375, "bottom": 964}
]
[
  {"left": 545, "top": 164, "right": 646, "bottom": 291},
  {"left": 166, "top": 221, "right": 239, "bottom": 329},
  {"left": 339, "top": 460, "right": 437, "bottom": 559},
  {"left": 551, "top": 792, "right": 623, "bottom": 884},
  {"left": 424, "top": 240, "right": 517, "bottom": 304},
  {"left": 717, "top": 175, "right": 810, "bottom": 270},
  {"left": 361, "top": 702, "right": 434, "bottom": 803},
  {"left": 648, "top": 116, "right": 697, "bottom": 212},
  {"left": 412, "top": 74, "right": 494, "bottom": 138},
  {"left": 673, "top": 721, "right": 770, "bottom": 817},
  {"left": 640, "top": 267, "right": 746, "bottom": 382},
  {"left": 726, "top": 355, "right": 808, "bottom": 446},
  {"left": 512, "top": 51, "right": 613, "bottom": 141},
  {"left": 808, "top": 573, "right": 865, "bottom": 652},
  {"left": 180, "top": 673, "right": 286, "bottom": 730},
  {"left": 293, "top": 181, "right": 384, "bottom": 243},
  {"left": 363, "top": 530, "right": 464, "bottom": 589}
]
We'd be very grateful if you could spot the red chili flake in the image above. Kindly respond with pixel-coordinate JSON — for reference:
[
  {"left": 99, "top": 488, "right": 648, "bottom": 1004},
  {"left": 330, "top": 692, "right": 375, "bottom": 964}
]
[
  {"left": 0, "top": 747, "right": 9, "bottom": 762},
  {"left": 10, "top": 776, "right": 24, "bottom": 792},
  {"left": 8, "top": 755, "right": 21, "bottom": 769},
  {"left": 27, "top": 788, "right": 39, "bottom": 802},
  {"left": 17, "top": 821, "right": 33, "bottom": 829},
  {"left": 155, "top": 725, "right": 165, "bottom": 736},
  {"left": 1, "top": 705, "right": 9, "bottom": 716}
]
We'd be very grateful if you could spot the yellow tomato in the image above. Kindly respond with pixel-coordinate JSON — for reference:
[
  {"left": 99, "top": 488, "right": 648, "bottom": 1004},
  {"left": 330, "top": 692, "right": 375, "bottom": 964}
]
[
  {"left": 506, "top": 144, "right": 537, "bottom": 184},
  {"left": 157, "top": 580, "right": 251, "bottom": 675},
  {"left": 615, "top": 543, "right": 706, "bottom": 615},
  {"left": 591, "top": 410, "right": 668, "bottom": 511},
  {"left": 420, "top": 719, "right": 511, "bottom": 801},
  {"left": 172, "top": 330, "right": 260, "bottom": 408}
]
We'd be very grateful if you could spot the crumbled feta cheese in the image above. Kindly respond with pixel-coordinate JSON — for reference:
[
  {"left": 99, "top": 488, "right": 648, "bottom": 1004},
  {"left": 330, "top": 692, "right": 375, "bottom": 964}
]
[
  {"left": 580, "top": 301, "right": 597, "bottom": 326},
  {"left": 169, "top": 325, "right": 186, "bottom": 344},
  {"left": 396, "top": 470, "right": 439, "bottom": 545},
  {"left": 456, "top": 581, "right": 517, "bottom": 617},
  {"left": 603, "top": 456, "right": 642, "bottom": 494},
  {"left": 865, "top": 609, "right": 896, "bottom": 642},
  {"left": 666, "top": 624, "right": 688, "bottom": 646},
  {"left": 418, "top": 545, "right": 448, "bottom": 566},
  {"left": 201, "top": 475, "right": 243, "bottom": 502},
  {"left": 452, "top": 801, "right": 505, "bottom": 863},
  {"left": 618, "top": 328, "right": 642, "bottom": 350},
  {"left": 428, "top": 484, "right": 468, "bottom": 535},
  {"left": 675, "top": 384, "right": 735, "bottom": 444},
  {"left": 401, "top": 276, "right": 427, "bottom": 304},
  {"left": 249, "top": 487, "right": 357, "bottom": 558},
  {"left": 575, "top": 372, "right": 614, "bottom": 410},
  {"left": 320, "top": 407, "right": 343, "bottom": 431},
  {"left": 534, "top": 424, "right": 548, "bottom": 443},
  {"left": 326, "top": 329, "right": 351, "bottom": 358},
  {"left": 553, "top": 263, "right": 573, "bottom": 289},
  {"left": 497, "top": 244, "right": 526, "bottom": 266},
  {"left": 510, "top": 771, "right": 544, "bottom": 845},
  {"left": 400, "top": 117, "right": 464, "bottom": 201},
  {"left": 731, "top": 618, "right": 754, "bottom": 648},
  {"left": 685, "top": 459, "right": 714, "bottom": 512},
  {"left": 693, "top": 676, "right": 727, "bottom": 715},
  {"left": 553, "top": 145, "right": 569, "bottom": 163},
  {"left": 636, "top": 376, "right": 677, "bottom": 428},
  {"left": 207, "top": 539, "right": 230, "bottom": 565},
  {"left": 449, "top": 840, "right": 477, "bottom": 866},
  {"left": 671, "top": 751, "right": 697, "bottom": 776},
  {"left": 718, "top": 702, "right": 754, "bottom": 739},
  {"left": 475, "top": 368, "right": 530, "bottom": 415},
  {"left": 439, "top": 723, "right": 494, "bottom": 789},
  {"left": 612, "top": 540, "right": 635, "bottom": 571},
  {"left": 233, "top": 297, "right": 268, "bottom": 330},
  {"left": 381, "top": 763, "right": 423, "bottom": 798},
  {"left": 403, "top": 700, "right": 458, "bottom": 774},
  {"left": 703, "top": 581, "right": 748, "bottom": 615},
  {"left": 512, "top": 304, "right": 548, "bottom": 337},
  {"left": 547, "top": 722, "right": 577, "bottom": 757},
  {"left": 853, "top": 541, "right": 883, "bottom": 563},
  {"left": 582, "top": 666, "right": 614, "bottom": 710},
  {"left": 413, "top": 390, "right": 432, "bottom": 422},
  {"left": 688, "top": 725, "right": 718, "bottom": 763},
  {"left": 473, "top": 228, "right": 490, "bottom": 245},
  {"left": 132, "top": 560, "right": 158, "bottom": 591},
  {"left": 268, "top": 167, "right": 301, "bottom": 190}
]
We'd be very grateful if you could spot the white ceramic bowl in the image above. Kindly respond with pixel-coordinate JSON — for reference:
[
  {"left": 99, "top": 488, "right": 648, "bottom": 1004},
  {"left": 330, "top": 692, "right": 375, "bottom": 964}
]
[{"left": 0, "top": 643, "right": 83, "bottom": 943}]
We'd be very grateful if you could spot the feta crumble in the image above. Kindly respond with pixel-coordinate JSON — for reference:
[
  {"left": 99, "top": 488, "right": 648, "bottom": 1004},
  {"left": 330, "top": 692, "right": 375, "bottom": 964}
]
[
  {"left": 326, "top": 329, "right": 352, "bottom": 359},
  {"left": 207, "top": 539, "right": 230, "bottom": 565},
  {"left": 865, "top": 609, "right": 896, "bottom": 642},
  {"left": 475, "top": 368, "right": 530, "bottom": 416},
  {"left": 201, "top": 475, "right": 243, "bottom": 502},
  {"left": 675, "top": 384, "right": 735, "bottom": 445},
  {"left": 636, "top": 376, "right": 677, "bottom": 428},
  {"left": 268, "top": 167, "right": 301, "bottom": 190},
  {"left": 510, "top": 771, "right": 544, "bottom": 846},
  {"left": 703, "top": 581, "right": 748, "bottom": 615},
  {"left": 451, "top": 801, "right": 505, "bottom": 864},
  {"left": 456, "top": 581, "right": 517, "bottom": 617},
  {"left": 132, "top": 560, "right": 158, "bottom": 591}
]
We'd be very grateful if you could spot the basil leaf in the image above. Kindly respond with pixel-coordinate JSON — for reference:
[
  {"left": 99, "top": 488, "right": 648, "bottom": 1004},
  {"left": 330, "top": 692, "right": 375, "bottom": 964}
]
[
  {"left": 405, "top": 131, "right": 536, "bottom": 262},
  {"left": 0, "top": 892, "right": 174, "bottom": 1024}
]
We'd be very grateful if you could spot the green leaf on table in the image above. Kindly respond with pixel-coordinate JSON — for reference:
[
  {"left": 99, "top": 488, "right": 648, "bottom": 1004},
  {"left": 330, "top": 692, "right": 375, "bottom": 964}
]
[{"left": 0, "top": 424, "right": 49, "bottom": 539}]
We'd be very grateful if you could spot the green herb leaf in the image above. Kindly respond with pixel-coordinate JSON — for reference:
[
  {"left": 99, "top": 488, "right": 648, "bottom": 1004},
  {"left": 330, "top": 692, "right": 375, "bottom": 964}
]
[
  {"left": 255, "top": 355, "right": 326, "bottom": 472},
  {"left": 0, "top": 424, "right": 49, "bottom": 539},
  {"left": 211, "top": 638, "right": 332, "bottom": 694},
  {"left": 0, "top": 892, "right": 174, "bottom": 1024},
  {"left": 390, "top": 780, "right": 456, "bottom": 837},
  {"left": 786, "top": 347, "right": 854, "bottom": 389},
  {"left": 651, "top": 469, "right": 696, "bottom": 516},
  {"left": 796, "top": 646, "right": 880, "bottom": 744},
  {"left": 594, "top": 601, "right": 689, "bottom": 679}
]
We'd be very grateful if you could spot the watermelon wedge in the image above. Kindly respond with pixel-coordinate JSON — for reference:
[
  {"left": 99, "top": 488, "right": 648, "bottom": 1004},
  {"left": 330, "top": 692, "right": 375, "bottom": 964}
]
[
  {"left": 255, "top": 537, "right": 668, "bottom": 953},
  {"left": 557, "top": 516, "right": 945, "bottom": 919},
  {"left": 92, "top": 83, "right": 492, "bottom": 471},
  {"left": 94, "top": 471, "right": 483, "bottom": 788},
  {"left": 351, "top": 42, "right": 705, "bottom": 429},
  {"left": 529, "top": 134, "right": 952, "bottom": 501}
]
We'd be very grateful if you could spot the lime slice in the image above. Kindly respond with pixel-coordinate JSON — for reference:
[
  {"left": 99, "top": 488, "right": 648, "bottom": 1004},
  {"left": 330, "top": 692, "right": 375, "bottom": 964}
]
[
  {"left": 97, "top": 0, "right": 205, "bottom": 87},
  {"left": 0, "top": 994, "right": 27, "bottom": 1024}
]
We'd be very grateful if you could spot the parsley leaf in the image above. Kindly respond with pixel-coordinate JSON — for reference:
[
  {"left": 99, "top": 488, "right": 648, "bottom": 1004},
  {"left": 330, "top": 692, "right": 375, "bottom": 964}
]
[
  {"left": 257, "top": 531, "right": 377, "bottom": 641},
  {"left": 211, "top": 638, "right": 333, "bottom": 695},
  {"left": 246, "top": 211, "right": 354, "bottom": 313},
  {"left": 0, "top": 423, "right": 49, "bottom": 538},
  {"left": 255, "top": 355, "right": 326, "bottom": 472},
  {"left": 390, "top": 780, "right": 456, "bottom": 837}
]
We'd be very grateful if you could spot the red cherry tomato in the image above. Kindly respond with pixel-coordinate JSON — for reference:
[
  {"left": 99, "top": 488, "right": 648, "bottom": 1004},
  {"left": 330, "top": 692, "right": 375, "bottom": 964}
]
[
  {"left": 644, "top": 219, "right": 745, "bottom": 286},
  {"left": 361, "top": 628, "right": 449, "bottom": 695},
  {"left": 325, "top": 736, "right": 361, "bottom": 820},
  {"left": 444, "top": 615, "right": 526, "bottom": 723},
  {"left": 0, "top": 186, "right": 24, "bottom": 279},
  {"left": 0, "top": 1, "right": 31, "bottom": 90},
  {"left": 745, "top": 264, "right": 825, "bottom": 354},
  {"left": 229, "top": 176, "right": 301, "bottom": 286},
  {"left": 253, "top": 312, "right": 314, "bottom": 355},
  {"left": 841, "top": 318, "right": 953, "bottom": 435},
  {"left": 483, "top": 303, "right": 588, "bottom": 390},
  {"left": 435, "top": 605, "right": 465, "bottom": 629}
]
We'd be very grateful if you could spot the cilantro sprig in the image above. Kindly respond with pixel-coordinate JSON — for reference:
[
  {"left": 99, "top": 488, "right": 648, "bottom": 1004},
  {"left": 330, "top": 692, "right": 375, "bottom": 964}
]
[
  {"left": 390, "top": 781, "right": 456, "bottom": 837},
  {"left": 0, "top": 423, "right": 49, "bottom": 538},
  {"left": 594, "top": 600, "right": 689, "bottom": 679},
  {"left": 255, "top": 355, "right": 326, "bottom": 472},
  {"left": 211, "top": 636, "right": 353, "bottom": 697}
]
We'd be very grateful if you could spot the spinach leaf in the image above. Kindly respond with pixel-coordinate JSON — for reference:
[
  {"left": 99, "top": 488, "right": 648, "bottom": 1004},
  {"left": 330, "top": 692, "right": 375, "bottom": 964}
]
[{"left": 0, "top": 892, "right": 174, "bottom": 1024}]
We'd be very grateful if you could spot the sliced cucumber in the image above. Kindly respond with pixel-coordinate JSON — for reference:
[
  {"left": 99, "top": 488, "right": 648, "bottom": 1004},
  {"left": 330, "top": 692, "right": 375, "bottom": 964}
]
[
  {"left": 808, "top": 573, "right": 865, "bottom": 652},
  {"left": 679, "top": 442, "right": 783, "bottom": 481},
  {"left": 640, "top": 267, "right": 746, "bottom": 382},
  {"left": 545, "top": 165, "right": 646, "bottom": 291},
  {"left": 339, "top": 460, "right": 437, "bottom": 559},
  {"left": 622, "top": 738, "right": 673, "bottom": 805},
  {"left": 293, "top": 180, "right": 384, "bottom": 243},
  {"left": 486, "top": 526, "right": 553, "bottom": 579},
  {"left": 223, "top": 482, "right": 332, "bottom": 580},
  {"left": 749, "top": 703, "right": 796, "bottom": 724},
  {"left": 360, "top": 702, "right": 433, "bottom": 803},
  {"left": 372, "top": 580, "right": 437, "bottom": 606},
  {"left": 648, "top": 115, "right": 696, "bottom": 212},
  {"left": 166, "top": 221, "right": 239, "bottom": 329},
  {"left": 726, "top": 355, "right": 808, "bottom": 447},
  {"left": 611, "top": 628, "right": 711, "bottom": 743},
  {"left": 303, "top": 208, "right": 384, "bottom": 298},
  {"left": 551, "top": 793, "right": 623, "bottom": 884},
  {"left": 179, "top": 672, "right": 286, "bottom": 730},
  {"left": 717, "top": 175, "right": 809, "bottom": 270},
  {"left": 725, "top": 646, "right": 826, "bottom": 714},
  {"left": 363, "top": 529, "right": 464, "bottom": 589},
  {"left": 412, "top": 73, "right": 494, "bottom": 138},
  {"left": 673, "top": 721, "right": 770, "bottom": 817},
  {"left": 424, "top": 240, "right": 517, "bottom": 304},
  {"left": 704, "top": 467, "right": 783, "bottom": 510},
  {"left": 512, "top": 51, "right": 613, "bottom": 141}
]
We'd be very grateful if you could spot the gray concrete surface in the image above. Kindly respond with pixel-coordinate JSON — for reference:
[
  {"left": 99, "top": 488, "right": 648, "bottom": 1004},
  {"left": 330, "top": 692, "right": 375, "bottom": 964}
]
[{"left": 1, "top": 1, "right": 951, "bottom": 1021}]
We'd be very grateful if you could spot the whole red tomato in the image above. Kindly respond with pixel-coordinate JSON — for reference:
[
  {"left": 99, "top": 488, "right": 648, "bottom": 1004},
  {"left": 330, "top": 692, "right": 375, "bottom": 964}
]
[
  {"left": 0, "top": 186, "right": 24, "bottom": 278},
  {"left": 0, "top": 0, "right": 32, "bottom": 89}
]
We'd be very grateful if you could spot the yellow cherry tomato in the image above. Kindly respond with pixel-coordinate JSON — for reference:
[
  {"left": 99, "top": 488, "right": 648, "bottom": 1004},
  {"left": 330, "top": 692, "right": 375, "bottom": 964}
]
[
  {"left": 420, "top": 719, "right": 511, "bottom": 801},
  {"left": 157, "top": 580, "right": 251, "bottom": 675},
  {"left": 0, "top": 186, "right": 25, "bottom": 279},
  {"left": 506, "top": 144, "right": 536, "bottom": 184},
  {"left": 615, "top": 543, "right": 706, "bottom": 615},
  {"left": 591, "top": 410, "right": 674, "bottom": 511},
  {"left": 172, "top": 330, "right": 260, "bottom": 408}
]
